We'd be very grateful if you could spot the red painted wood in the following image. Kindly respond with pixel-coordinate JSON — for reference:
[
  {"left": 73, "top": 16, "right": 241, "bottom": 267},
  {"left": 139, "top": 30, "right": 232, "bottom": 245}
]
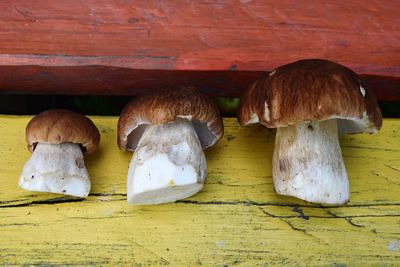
[
  {"left": 359, "top": 75, "right": 400, "bottom": 101},
  {"left": 0, "top": 66, "right": 398, "bottom": 101},
  {"left": 0, "top": 1, "right": 398, "bottom": 98},
  {"left": 0, "top": 66, "right": 258, "bottom": 96}
]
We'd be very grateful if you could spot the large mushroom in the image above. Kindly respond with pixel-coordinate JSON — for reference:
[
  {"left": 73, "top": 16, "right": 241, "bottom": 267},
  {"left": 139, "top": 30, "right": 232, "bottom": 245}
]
[
  {"left": 238, "top": 59, "right": 382, "bottom": 204},
  {"left": 118, "top": 87, "right": 223, "bottom": 205},
  {"left": 19, "top": 109, "right": 100, "bottom": 197}
]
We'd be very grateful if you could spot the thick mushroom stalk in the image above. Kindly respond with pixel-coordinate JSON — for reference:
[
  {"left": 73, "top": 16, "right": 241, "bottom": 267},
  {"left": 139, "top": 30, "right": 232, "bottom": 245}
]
[
  {"left": 127, "top": 118, "right": 206, "bottom": 205},
  {"left": 273, "top": 119, "right": 349, "bottom": 204},
  {"left": 19, "top": 143, "right": 90, "bottom": 197}
]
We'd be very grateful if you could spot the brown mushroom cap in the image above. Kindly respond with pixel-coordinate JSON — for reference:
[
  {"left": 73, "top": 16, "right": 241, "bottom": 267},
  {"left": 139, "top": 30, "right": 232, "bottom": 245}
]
[
  {"left": 26, "top": 109, "right": 100, "bottom": 154},
  {"left": 118, "top": 86, "right": 223, "bottom": 151},
  {"left": 238, "top": 59, "right": 382, "bottom": 133}
]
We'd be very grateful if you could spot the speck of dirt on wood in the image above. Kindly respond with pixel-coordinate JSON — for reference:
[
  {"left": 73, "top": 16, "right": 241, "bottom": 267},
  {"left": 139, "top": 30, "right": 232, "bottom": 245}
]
[
  {"left": 292, "top": 206, "right": 309, "bottom": 220},
  {"left": 226, "top": 134, "right": 236, "bottom": 141},
  {"left": 128, "top": 18, "right": 140, "bottom": 23},
  {"left": 387, "top": 240, "right": 400, "bottom": 251},
  {"left": 229, "top": 64, "right": 237, "bottom": 71},
  {"left": 216, "top": 240, "right": 225, "bottom": 248}
]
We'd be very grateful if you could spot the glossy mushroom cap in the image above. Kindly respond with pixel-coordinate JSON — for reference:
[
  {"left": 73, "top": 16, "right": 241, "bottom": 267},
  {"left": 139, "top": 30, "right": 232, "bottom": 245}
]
[
  {"left": 118, "top": 86, "right": 223, "bottom": 151},
  {"left": 26, "top": 109, "right": 100, "bottom": 154},
  {"left": 238, "top": 59, "right": 382, "bottom": 133}
]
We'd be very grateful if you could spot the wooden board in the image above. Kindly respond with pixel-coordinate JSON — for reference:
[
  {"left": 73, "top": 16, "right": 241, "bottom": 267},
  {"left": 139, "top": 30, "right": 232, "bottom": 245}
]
[
  {"left": 0, "top": 116, "right": 399, "bottom": 265},
  {"left": 1, "top": 66, "right": 399, "bottom": 101},
  {"left": 0, "top": 1, "right": 399, "bottom": 98}
]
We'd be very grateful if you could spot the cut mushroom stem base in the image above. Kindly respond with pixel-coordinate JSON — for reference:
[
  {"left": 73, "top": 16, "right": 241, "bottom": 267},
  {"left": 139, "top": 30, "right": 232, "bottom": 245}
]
[
  {"left": 128, "top": 118, "right": 206, "bottom": 205},
  {"left": 273, "top": 119, "right": 349, "bottom": 204},
  {"left": 19, "top": 143, "right": 90, "bottom": 197}
]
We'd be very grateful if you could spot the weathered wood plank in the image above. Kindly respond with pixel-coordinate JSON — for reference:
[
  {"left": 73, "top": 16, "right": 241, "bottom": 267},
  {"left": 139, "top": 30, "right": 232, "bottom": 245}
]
[
  {"left": 0, "top": 1, "right": 399, "bottom": 98},
  {"left": 0, "top": 66, "right": 398, "bottom": 101},
  {"left": 1, "top": 1, "right": 399, "bottom": 74},
  {"left": 0, "top": 117, "right": 399, "bottom": 265},
  {"left": 1, "top": 202, "right": 399, "bottom": 266}
]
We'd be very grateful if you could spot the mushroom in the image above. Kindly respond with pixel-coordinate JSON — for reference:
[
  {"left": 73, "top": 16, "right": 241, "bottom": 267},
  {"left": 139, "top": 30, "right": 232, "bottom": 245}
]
[
  {"left": 238, "top": 59, "right": 382, "bottom": 204},
  {"left": 19, "top": 109, "right": 100, "bottom": 197},
  {"left": 118, "top": 87, "right": 223, "bottom": 205}
]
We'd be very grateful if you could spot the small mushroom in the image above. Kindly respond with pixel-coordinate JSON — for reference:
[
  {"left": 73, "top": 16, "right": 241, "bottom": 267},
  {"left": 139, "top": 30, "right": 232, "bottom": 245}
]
[
  {"left": 238, "top": 59, "right": 382, "bottom": 204},
  {"left": 19, "top": 109, "right": 100, "bottom": 197},
  {"left": 118, "top": 87, "right": 223, "bottom": 205}
]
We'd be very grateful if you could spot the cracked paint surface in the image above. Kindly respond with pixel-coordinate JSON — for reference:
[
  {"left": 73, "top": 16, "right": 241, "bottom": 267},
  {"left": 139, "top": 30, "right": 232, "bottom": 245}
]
[{"left": 0, "top": 117, "right": 399, "bottom": 265}]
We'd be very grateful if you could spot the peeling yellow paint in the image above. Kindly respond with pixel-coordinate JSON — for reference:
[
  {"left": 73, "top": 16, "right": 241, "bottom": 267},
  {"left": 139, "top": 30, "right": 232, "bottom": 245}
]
[{"left": 0, "top": 116, "right": 399, "bottom": 265}]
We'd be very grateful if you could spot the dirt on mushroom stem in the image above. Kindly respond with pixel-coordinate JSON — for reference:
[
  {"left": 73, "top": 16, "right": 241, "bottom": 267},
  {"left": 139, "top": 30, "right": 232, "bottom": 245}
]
[
  {"left": 19, "top": 142, "right": 91, "bottom": 197},
  {"left": 127, "top": 118, "right": 207, "bottom": 205},
  {"left": 272, "top": 119, "right": 349, "bottom": 204}
]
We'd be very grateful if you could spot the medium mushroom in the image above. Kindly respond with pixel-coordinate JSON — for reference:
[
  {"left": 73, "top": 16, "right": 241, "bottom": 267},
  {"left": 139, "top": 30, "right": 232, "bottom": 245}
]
[
  {"left": 19, "top": 109, "right": 100, "bottom": 197},
  {"left": 238, "top": 59, "right": 382, "bottom": 204},
  {"left": 118, "top": 87, "right": 223, "bottom": 205}
]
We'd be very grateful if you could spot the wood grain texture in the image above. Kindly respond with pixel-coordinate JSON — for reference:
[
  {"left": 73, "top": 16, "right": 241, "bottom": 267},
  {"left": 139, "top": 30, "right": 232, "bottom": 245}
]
[
  {"left": 0, "top": 66, "right": 399, "bottom": 101},
  {"left": 0, "top": 116, "right": 399, "bottom": 265},
  {"left": 0, "top": 1, "right": 399, "bottom": 97}
]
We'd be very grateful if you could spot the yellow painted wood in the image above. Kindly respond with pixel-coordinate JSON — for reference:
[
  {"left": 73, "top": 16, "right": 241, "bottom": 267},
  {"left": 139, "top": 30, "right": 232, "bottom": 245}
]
[{"left": 0, "top": 116, "right": 399, "bottom": 266}]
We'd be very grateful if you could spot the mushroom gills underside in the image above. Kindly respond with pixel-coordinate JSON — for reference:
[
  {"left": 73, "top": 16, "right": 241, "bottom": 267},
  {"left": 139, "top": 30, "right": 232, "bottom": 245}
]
[
  {"left": 273, "top": 119, "right": 349, "bottom": 204},
  {"left": 127, "top": 118, "right": 206, "bottom": 205},
  {"left": 19, "top": 143, "right": 90, "bottom": 197}
]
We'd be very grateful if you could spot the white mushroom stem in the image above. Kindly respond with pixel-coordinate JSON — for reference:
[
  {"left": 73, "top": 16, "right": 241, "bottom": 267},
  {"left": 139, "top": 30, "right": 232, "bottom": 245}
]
[
  {"left": 128, "top": 118, "right": 206, "bottom": 205},
  {"left": 272, "top": 119, "right": 349, "bottom": 204},
  {"left": 19, "top": 143, "right": 90, "bottom": 197}
]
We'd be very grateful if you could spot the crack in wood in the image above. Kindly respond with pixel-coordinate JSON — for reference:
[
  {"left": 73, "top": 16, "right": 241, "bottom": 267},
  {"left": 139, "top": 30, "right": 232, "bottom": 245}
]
[
  {"left": 14, "top": 6, "right": 33, "bottom": 20},
  {"left": 344, "top": 218, "right": 364, "bottom": 228},
  {"left": 342, "top": 145, "right": 400, "bottom": 152},
  {"left": 0, "top": 53, "right": 177, "bottom": 63},
  {"left": 1, "top": 197, "right": 400, "bottom": 219},
  {"left": 65, "top": 215, "right": 131, "bottom": 220},
  {"left": 223, "top": 248, "right": 271, "bottom": 254},
  {"left": 325, "top": 209, "right": 365, "bottom": 228},
  {"left": 370, "top": 171, "right": 400, "bottom": 186},
  {"left": 89, "top": 193, "right": 127, "bottom": 197},
  {"left": 259, "top": 208, "right": 280, "bottom": 218},
  {"left": 177, "top": 199, "right": 400, "bottom": 209},
  {"left": 258, "top": 207, "right": 393, "bottom": 226},
  {"left": 0, "top": 223, "right": 39, "bottom": 227},
  {"left": 0, "top": 197, "right": 84, "bottom": 208},
  {"left": 130, "top": 240, "right": 170, "bottom": 265},
  {"left": 278, "top": 217, "right": 330, "bottom": 246},
  {"left": 206, "top": 182, "right": 270, "bottom": 187},
  {"left": 385, "top": 165, "right": 400, "bottom": 172},
  {"left": 0, "top": 199, "right": 29, "bottom": 205}
]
